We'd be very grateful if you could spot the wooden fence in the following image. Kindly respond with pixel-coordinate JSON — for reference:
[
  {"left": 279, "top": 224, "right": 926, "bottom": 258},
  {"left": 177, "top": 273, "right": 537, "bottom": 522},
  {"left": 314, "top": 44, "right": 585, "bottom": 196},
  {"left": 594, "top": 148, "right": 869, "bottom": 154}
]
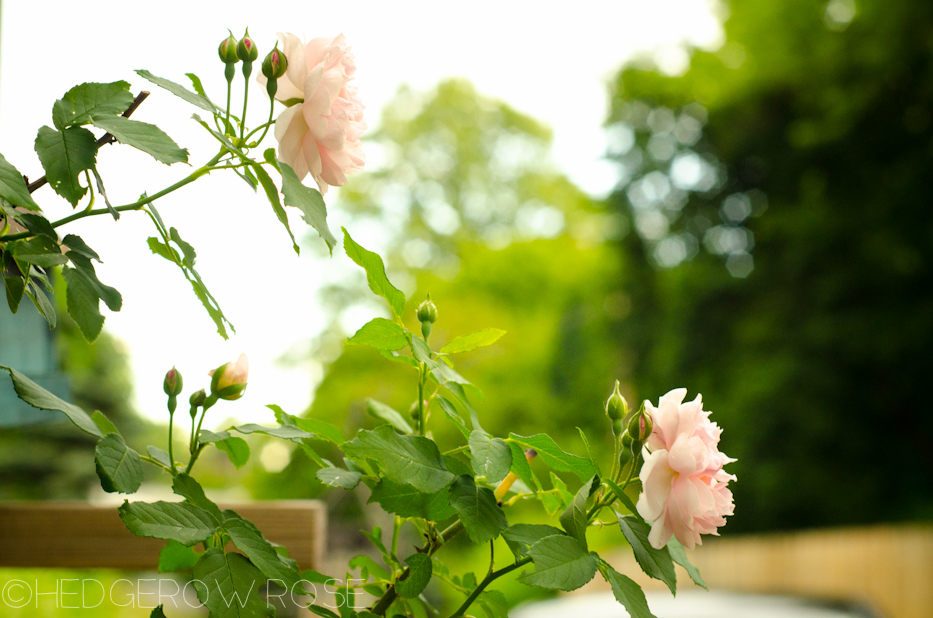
[{"left": 590, "top": 524, "right": 933, "bottom": 618}]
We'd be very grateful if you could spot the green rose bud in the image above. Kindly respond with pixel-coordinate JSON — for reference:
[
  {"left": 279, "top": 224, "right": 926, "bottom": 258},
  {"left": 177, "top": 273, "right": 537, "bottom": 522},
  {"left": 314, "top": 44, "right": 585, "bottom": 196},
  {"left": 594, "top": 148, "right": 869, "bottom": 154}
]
[
  {"left": 218, "top": 33, "right": 239, "bottom": 64},
  {"left": 621, "top": 431, "right": 633, "bottom": 449},
  {"left": 163, "top": 366, "right": 183, "bottom": 397},
  {"left": 189, "top": 389, "right": 206, "bottom": 408},
  {"left": 262, "top": 47, "right": 288, "bottom": 80},
  {"left": 417, "top": 294, "right": 438, "bottom": 339},
  {"left": 606, "top": 379, "right": 628, "bottom": 422},
  {"left": 237, "top": 30, "right": 259, "bottom": 62}
]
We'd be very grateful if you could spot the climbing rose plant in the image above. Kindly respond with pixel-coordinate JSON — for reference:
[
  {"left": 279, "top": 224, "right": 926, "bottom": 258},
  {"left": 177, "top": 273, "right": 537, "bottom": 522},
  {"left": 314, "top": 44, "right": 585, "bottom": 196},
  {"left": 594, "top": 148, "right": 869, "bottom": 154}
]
[{"left": 0, "top": 29, "right": 734, "bottom": 618}]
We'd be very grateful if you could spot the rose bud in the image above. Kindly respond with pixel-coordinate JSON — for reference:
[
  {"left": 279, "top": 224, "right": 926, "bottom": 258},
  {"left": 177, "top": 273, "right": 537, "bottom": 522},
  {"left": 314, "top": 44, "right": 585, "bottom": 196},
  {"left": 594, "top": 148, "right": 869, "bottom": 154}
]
[
  {"left": 417, "top": 294, "right": 438, "bottom": 339},
  {"left": 218, "top": 33, "right": 239, "bottom": 64},
  {"left": 237, "top": 30, "right": 259, "bottom": 63},
  {"left": 262, "top": 47, "right": 288, "bottom": 80},
  {"left": 628, "top": 405, "right": 653, "bottom": 444},
  {"left": 189, "top": 389, "right": 206, "bottom": 414},
  {"left": 163, "top": 367, "right": 184, "bottom": 397},
  {"left": 209, "top": 353, "right": 249, "bottom": 400},
  {"left": 606, "top": 379, "right": 628, "bottom": 427}
]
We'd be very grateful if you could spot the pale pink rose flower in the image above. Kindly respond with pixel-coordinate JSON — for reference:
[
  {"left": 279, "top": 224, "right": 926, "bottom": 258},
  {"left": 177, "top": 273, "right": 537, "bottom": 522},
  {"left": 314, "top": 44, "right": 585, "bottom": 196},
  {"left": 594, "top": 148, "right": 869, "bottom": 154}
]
[
  {"left": 636, "top": 388, "right": 736, "bottom": 550},
  {"left": 257, "top": 33, "right": 366, "bottom": 194}
]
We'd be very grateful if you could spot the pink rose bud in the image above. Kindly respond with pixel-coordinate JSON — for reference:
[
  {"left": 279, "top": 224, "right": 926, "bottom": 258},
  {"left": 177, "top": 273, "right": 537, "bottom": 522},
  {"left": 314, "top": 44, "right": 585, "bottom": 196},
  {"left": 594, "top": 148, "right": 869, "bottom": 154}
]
[
  {"left": 237, "top": 30, "right": 259, "bottom": 62},
  {"left": 209, "top": 353, "right": 249, "bottom": 400},
  {"left": 163, "top": 366, "right": 184, "bottom": 397},
  {"left": 218, "top": 33, "right": 239, "bottom": 64},
  {"left": 628, "top": 406, "right": 653, "bottom": 443}
]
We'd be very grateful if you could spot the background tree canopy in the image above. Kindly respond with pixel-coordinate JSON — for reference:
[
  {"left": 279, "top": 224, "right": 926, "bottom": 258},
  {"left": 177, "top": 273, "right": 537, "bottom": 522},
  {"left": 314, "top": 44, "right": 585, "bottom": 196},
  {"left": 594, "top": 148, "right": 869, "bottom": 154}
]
[{"left": 606, "top": 0, "right": 933, "bottom": 531}]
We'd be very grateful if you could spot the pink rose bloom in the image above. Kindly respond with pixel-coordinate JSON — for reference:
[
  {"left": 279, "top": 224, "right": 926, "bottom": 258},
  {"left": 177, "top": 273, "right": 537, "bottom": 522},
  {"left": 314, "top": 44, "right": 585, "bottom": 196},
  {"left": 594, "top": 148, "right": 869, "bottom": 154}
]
[
  {"left": 636, "top": 388, "right": 736, "bottom": 550},
  {"left": 257, "top": 33, "right": 366, "bottom": 194}
]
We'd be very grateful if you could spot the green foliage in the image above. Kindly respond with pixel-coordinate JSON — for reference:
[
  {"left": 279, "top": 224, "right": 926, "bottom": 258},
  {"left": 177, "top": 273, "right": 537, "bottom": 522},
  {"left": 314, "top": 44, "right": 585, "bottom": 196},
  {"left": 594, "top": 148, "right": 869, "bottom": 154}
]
[
  {"left": 448, "top": 475, "right": 508, "bottom": 543},
  {"left": 1, "top": 364, "right": 101, "bottom": 436},
  {"left": 34, "top": 125, "right": 97, "bottom": 206},
  {"left": 368, "top": 478, "right": 456, "bottom": 521},
  {"left": 667, "top": 538, "right": 706, "bottom": 590},
  {"left": 440, "top": 329, "right": 506, "bottom": 354},
  {"left": 507, "top": 433, "right": 597, "bottom": 482},
  {"left": 342, "top": 228, "right": 406, "bottom": 318},
  {"left": 518, "top": 534, "right": 598, "bottom": 591},
  {"left": 559, "top": 476, "right": 595, "bottom": 548},
  {"left": 135, "top": 69, "right": 218, "bottom": 113},
  {"left": 468, "top": 429, "right": 511, "bottom": 483},
  {"left": 0, "top": 153, "right": 40, "bottom": 210},
  {"left": 344, "top": 425, "right": 454, "bottom": 493},
  {"left": 616, "top": 515, "right": 677, "bottom": 595},
  {"left": 317, "top": 466, "right": 363, "bottom": 489},
  {"left": 89, "top": 115, "right": 188, "bottom": 165},
  {"left": 193, "top": 549, "right": 274, "bottom": 618},
  {"left": 94, "top": 432, "right": 144, "bottom": 493},
  {"left": 599, "top": 562, "right": 656, "bottom": 618},
  {"left": 53, "top": 81, "right": 135, "bottom": 127},
  {"left": 158, "top": 539, "right": 201, "bottom": 572},
  {"left": 396, "top": 554, "right": 432, "bottom": 599},
  {"left": 119, "top": 500, "right": 219, "bottom": 546},
  {"left": 349, "top": 318, "right": 409, "bottom": 351},
  {"left": 367, "top": 398, "right": 414, "bottom": 434}
]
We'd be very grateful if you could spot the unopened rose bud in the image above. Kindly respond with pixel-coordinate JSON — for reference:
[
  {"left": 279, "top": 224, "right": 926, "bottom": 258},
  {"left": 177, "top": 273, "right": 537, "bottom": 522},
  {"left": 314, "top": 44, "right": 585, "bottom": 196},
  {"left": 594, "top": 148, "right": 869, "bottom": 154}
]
[
  {"left": 262, "top": 47, "right": 288, "bottom": 80},
  {"left": 163, "top": 367, "right": 184, "bottom": 397},
  {"left": 606, "top": 380, "right": 628, "bottom": 422},
  {"left": 209, "top": 353, "right": 249, "bottom": 401},
  {"left": 621, "top": 431, "right": 633, "bottom": 449},
  {"left": 189, "top": 389, "right": 206, "bottom": 411},
  {"left": 237, "top": 30, "right": 259, "bottom": 63},
  {"left": 218, "top": 33, "right": 239, "bottom": 64},
  {"left": 417, "top": 294, "right": 437, "bottom": 339},
  {"left": 627, "top": 405, "right": 653, "bottom": 443}
]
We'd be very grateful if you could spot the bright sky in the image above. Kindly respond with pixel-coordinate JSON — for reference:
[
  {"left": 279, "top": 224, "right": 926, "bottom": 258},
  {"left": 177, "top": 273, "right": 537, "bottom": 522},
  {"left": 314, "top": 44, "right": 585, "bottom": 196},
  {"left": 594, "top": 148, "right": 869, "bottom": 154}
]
[{"left": 0, "top": 0, "right": 722, "bottom": 426}]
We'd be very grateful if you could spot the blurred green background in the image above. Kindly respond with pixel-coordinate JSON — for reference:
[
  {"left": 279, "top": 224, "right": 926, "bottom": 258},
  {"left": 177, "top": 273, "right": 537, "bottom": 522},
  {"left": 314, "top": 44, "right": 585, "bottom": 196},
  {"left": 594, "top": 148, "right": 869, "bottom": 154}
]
[{"left": 3, "top": 0, "right": 933, "bottom": 614}]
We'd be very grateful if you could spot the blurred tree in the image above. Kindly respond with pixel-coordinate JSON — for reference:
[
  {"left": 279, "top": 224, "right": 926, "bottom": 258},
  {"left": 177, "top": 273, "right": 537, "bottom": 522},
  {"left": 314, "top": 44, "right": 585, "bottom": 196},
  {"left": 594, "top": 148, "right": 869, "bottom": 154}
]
[
  {"left": 257, "top": 80, "right": 626, "bottom": 502},
  {"left": 606, "top": 0, "right": 933, "bottom": 531}
]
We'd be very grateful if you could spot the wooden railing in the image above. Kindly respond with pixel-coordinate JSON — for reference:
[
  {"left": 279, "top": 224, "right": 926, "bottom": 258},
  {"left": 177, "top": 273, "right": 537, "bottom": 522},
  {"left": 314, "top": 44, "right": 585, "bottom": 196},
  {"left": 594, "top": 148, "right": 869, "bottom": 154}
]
[{"left": 590, "top": 524, "right": 933, "bottom": 618}]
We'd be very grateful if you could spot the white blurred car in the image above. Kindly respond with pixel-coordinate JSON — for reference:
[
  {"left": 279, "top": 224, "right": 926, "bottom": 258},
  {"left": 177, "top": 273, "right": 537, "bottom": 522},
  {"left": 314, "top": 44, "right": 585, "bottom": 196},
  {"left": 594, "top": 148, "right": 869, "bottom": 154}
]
[{"left": 511, "top": 591, "right": 874, "bottom": 618}]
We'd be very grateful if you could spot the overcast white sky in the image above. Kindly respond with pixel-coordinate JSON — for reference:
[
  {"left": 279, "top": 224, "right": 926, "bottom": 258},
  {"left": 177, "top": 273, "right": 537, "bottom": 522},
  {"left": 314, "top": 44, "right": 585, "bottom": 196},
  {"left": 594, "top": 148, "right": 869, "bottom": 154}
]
[{"left": 0, "top": 0, "right": 722, "bottom": 425}]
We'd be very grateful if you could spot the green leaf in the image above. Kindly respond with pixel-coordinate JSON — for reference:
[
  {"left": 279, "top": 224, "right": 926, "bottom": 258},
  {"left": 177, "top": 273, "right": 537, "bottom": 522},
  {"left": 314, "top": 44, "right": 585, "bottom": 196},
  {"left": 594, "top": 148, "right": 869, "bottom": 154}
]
[
  {"left": 448, "top": 475, "right": 508, "bottom": 544},
  {"left": 3, "top": 271, "right": 26, "bottom": 313},
  {"left": 147, "top": 445, "right": 172, "bottom": 468},
  {"left": 367, "top": 399, "right": 413, "bottom": 434},
  {"left": 266, "top": 154, "right": 336, "bottom": 250},
  {"left": 518, "top": 534, "right": 598, "bottom": 591},
  {"left": 192, "top": 548, "right": 272, "bottom": 618},
  {"left": 158, "top": 539, "right": 200, "bottom": 573},
  {"left": 251, "top": 162, "right": 298, "bottom": 254},
  {"left": 0, "top": 153, "right": 40, "bottom": 210},
  {"left": 604, "top": 478, "right": 640, "bottom": 517},
  {"left": 63, "top": 254, "right": 123, "bottom": 341},
  {"left": 577, "top": 428, "right": 602, "bottom": 477},
  {"left": 169, "top": 228, "right": 196, "bottom": 267},
  {"left": 408, "top": 335, "right": 437, "bottom": 368},
  {"left": 172, "top": 474, "right": 223, "bottom": 522},
  {"left": 616, "top": 514, "right": 677, "bottom": 594},
  {"left": 469, "top": 430, "right": 512, "bottom": 483},
  {"left": 95, "top": 433, "right": 144, "bottom": 494},
  {"left": 666, "top": 537, "right": 707, "bottom": 590},
  {"left": 186, "top": 73, "right": 213, "bottom": 102},
  {"left": 12, "top": 236, "right": 68, "bottom": 267},
  {"left": 214, "top": 436, "right": 251, "bottom": 469},
  {"left": 1, "top": 365, "right": 102, "bottom": 436},
  {"left": 316, "top": 467, "right": 362, "bottom": 489},
  {"left": 232, "top": 423, "right": 314, "bottom": 440},
  {"left": 440, "top": 328, "right": 506, "bottom": 354},
  {"left": 559, "top": 476, "right": 596, "bottom": 549},
  {"left": 477, "top": 590, "right": 509, "bottom": 618},
  {"left": 61, "top": 234, "right": 100, "bottom": 261},
  {"left": 507, "top": 433, "right": 597, "bottom": 482},
  {"left": 19, "top": 213, "right": 58, "bottom": 239},
  {"left": 92, "top": 411, "right": 120, "bottom": 436},
  {"left": 223, "top": 515, "right": 302, "bottom": 590},
  {"left": 342, "top": 228, "right": 405, "bottom": 318},
  {"left": 34, "top": 125, "right": 97, "bottom": 206},
  {"left": 54, "top": 81, "right": 134, "bottom": 128},
  {"left": 348, "top": 318, "right": 409, "bottom": 351},
  {"left": 24, "top": 280, "right": 56, "bottom": 328},
  {"left": 89, "top": 115, "right": 188, "bottom": 165},
  {"left": 599, "top": 563, "right": 657, "bottom": 618},
  {"left": 443, "top": 454, "right": 473, "bottom": 477},
  {"left": 150, "top": 606, "right": 168, "bottom": 618},
  {"left": 367, "top": 479, "right": 456, "bottom": 521},
  {"left": 119, "top": 500, "right": 219, "bottom": 546},
  {"left": 344, "top": 425, "right": 455, "bottom": 493},
  {"left": 396, "top": 553, "right": 432, "bottom": 599},
  {"left": 437, "top": 397, "right": 470, "bottom": 438},
  {"left": 135, "top": 70, "right": 219, "bottom": 113},
  {"left": 502, "top": 524, "right": 565, "bottom": 559},
  {"left": 269, "top": 404, "right": 346, "bottom": 444},
  {"left": 507, "top": 442, "right": 540, "bottom": 494}
]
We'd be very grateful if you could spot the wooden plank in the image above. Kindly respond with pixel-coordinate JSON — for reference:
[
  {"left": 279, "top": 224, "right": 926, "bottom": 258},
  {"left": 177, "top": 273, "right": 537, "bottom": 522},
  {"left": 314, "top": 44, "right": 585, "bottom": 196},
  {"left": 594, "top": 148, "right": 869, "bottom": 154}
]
[
  {"left": 0, "top": 501, "right": 326, "bottom": 571},
  {"left": 587, "top": 524, "right": 933, "bottom": 618}
]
